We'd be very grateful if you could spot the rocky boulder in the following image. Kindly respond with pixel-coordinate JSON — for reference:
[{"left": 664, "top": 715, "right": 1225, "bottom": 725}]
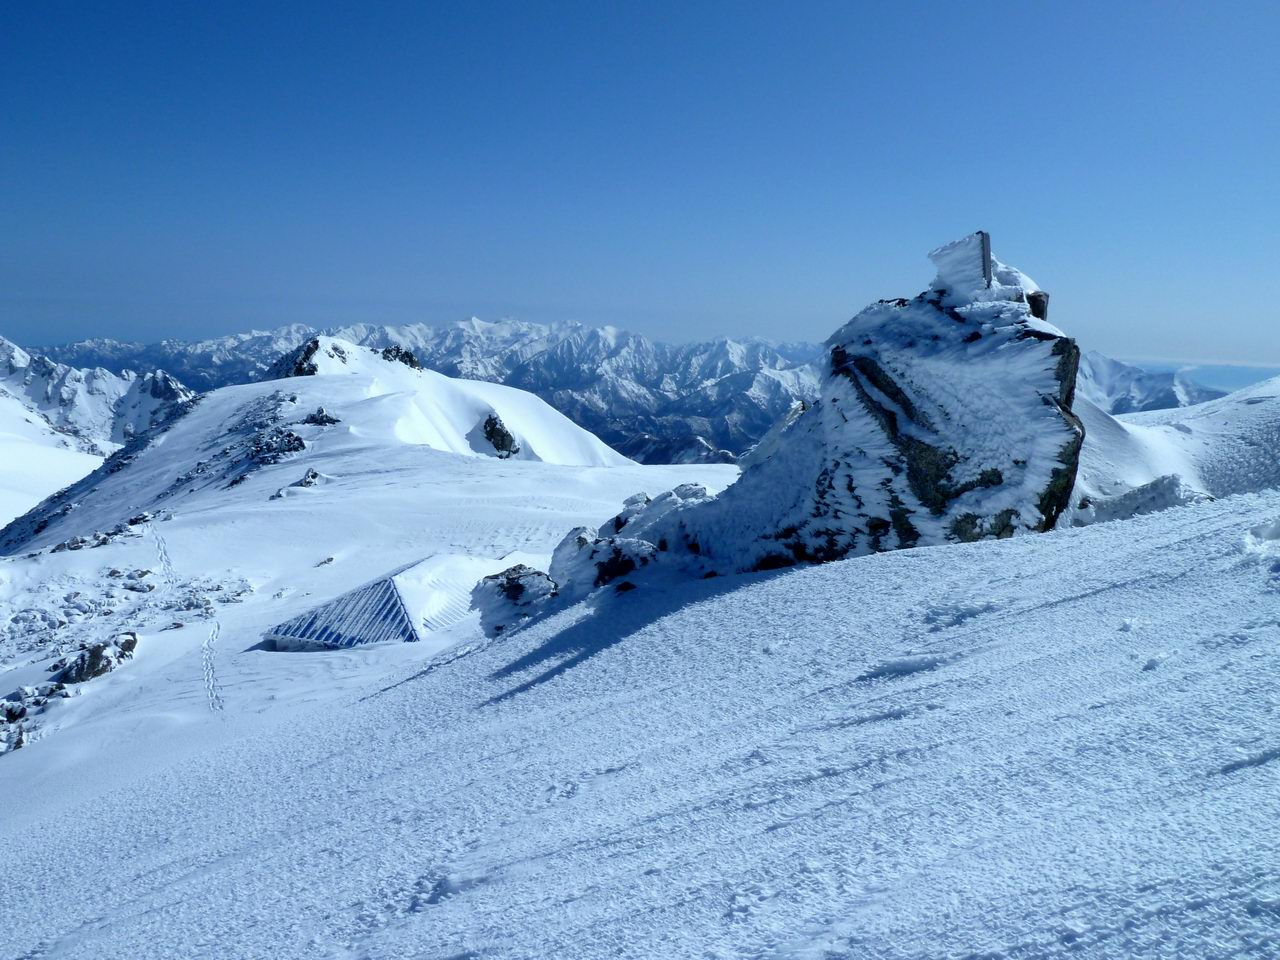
[{"left": 539, "top": 233, "right": 1085, "bottom": 597}]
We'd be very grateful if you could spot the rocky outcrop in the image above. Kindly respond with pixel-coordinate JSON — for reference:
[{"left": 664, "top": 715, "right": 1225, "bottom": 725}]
[
  {"left": 471, "top": 564, "right": 558, "bottom": 635},
  {"left": 51, "top": 632, "right": 139, "bottom": 684},
  {"left": 265, "top": 337, "right": 350, "bottom": 379},
  {"left": 482, "top": 414, "right": 521, "bottom": 459},
  {"left": 301, "top": 406, "right": 341, "bottom": 426},
  {"left": 532, "top": 234, "right": 1086, "bottom": 607},
  {"left": 379, "top": 345, "right": 422, "bottom": 369},
  {"left": 2, "top": 632, "right": 139, "bottom": 754}
]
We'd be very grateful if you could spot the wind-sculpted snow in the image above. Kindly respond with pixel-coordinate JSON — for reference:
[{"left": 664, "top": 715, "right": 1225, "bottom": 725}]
[
  {"left": 533, "top": 234, "right": 1086, "bottom": 609},
  {"left": 1062, "top": 376, "right": 1280, "bottom": 525},
  {"left": 1, "top": 483, "right": 1278, "bottom": 957}
]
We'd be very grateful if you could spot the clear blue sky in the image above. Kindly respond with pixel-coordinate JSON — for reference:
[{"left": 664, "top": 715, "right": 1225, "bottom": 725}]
[{"left": 3, "top": 0, "right": 1277, "bottom": 364}]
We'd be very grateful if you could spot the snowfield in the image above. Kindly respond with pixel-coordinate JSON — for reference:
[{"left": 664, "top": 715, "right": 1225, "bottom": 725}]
[
  {"left": 1065, "top": 377, "right": 1280, "bottom": 525},
  {"left": 1, "top": 487, "right": 1278, "bottom": 958},
  {"left": 0, "top": 391, "right": 101, "bottom": 526}
]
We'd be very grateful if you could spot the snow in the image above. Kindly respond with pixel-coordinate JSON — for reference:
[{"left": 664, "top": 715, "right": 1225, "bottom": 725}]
[
  {"left": 0, "top": 335, "right": 192, "bottom": 454},
  {"left": 1, "top": 481, "right": 1278, "bottom": 957},
  {"left": 0, "top": 391, "right": 102, "bottom": 526},
  {"left": 4, "top": 243, "right": 1280, "bottom": 958},
  {"left": 1064, "top": 376, "right": 1280, "bottom": 525},
  {"left": 38, "top": 321, "right": 823, "bottom": 462}
]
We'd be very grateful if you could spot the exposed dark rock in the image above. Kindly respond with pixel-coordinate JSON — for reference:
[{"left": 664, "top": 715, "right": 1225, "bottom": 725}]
[
  {"left": 1027, "top": 290, "right": 1050, "bottom": 322},
  {"left": 266, "top": 337, "right": 347, "bottom": 378},
  {"left": 379, "top": 345, "right": 422, "bottom": 369},
  {"left": 51, "top": 632, "right": 138, "bottom": 684},
  {"left": 302, "top": 406, "right": 341, "bottom": 426},
  {"left": 482, "top": 414, "right": 521, "bottom": 459}
]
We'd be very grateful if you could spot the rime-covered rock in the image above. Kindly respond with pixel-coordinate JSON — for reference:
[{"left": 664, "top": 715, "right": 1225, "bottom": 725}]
[
  {"left": 540, "top": 233, "right": 1085, "bottom": 597},
  {"left": 471, "top": 564, "right": 559, "bottom": 635}
]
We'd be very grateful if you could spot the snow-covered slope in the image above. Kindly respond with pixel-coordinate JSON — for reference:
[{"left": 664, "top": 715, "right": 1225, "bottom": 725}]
[
  {"left": 1063, "top": 377, "right": 1280, "bottom": 524},
  {"left": 0, "top": 335, "right": 193, "bottom": 454},
  {"left": 1, "top": 478, "right": 1277, "bottom": 958},
  {"left": 40, "top": 321, "right": 822, "bottom": 463},
  {"left": 1077, "top": 350, "right": 1225, "bottom": 414},
  {"left": 0, "top": 392, "right": 102, "bottom": 526},
  {"left": 0, "top": 337, "right": 639, "bottom": 556}
]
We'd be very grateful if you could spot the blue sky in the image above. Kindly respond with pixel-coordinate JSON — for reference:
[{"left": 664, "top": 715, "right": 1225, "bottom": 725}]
[{"left": 2, "top": 1, "right": 1277, "bottom": 365}]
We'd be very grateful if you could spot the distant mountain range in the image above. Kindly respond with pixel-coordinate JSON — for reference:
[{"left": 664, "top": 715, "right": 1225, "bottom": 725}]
[
  {"left": 1076, "top": 351, "right": 1226, "bottom": 414},
  {"left": 38, "top": 320, "right": 824, "bottom": 463},
  {"left": 28, "top": 322, "right": 1226, "bottom": 465},
  {"left": 1, "top": 335, "right": 193, "bottom": 456}
]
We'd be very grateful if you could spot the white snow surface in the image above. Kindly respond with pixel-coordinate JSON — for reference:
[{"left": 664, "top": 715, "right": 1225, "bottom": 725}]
[
  {"left": 0, "top": 391, "right": 102, "bottom": 526},
  {"left": 2, "top": 484, "right": 1279, "bottom": 957},
  {"left": 1064, "top": 376, "right": 1280, "bottom": 525}
]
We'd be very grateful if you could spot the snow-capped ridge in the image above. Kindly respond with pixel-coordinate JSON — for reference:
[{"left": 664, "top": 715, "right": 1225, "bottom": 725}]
[
  {"left": 1077, "top": 350, "right": 1226, "bottom": 414},
  {"left": 0, "top": 333, "right": 194, "bottom": 454},
  {"left": 0, "top": 337, "right": 634, "bottom": 554},
  {"left": 40, "top": 322, "right": 823, "bottom": 463}
]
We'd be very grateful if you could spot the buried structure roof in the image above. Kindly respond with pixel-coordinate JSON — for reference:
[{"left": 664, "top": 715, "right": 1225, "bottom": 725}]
[
  {"left": 264, "top": 552, "right": 540, "bottom": 650},
  {"left": 265, "top": 569, "right": 422, "bottom": 650}
]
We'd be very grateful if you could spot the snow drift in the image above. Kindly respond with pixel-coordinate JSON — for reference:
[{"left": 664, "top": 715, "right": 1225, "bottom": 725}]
[{"left": 1064, "top": 375, "right": 1280, "bottom": 524}]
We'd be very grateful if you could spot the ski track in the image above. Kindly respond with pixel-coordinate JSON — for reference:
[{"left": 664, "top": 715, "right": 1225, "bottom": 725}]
[{"left": 2, "top": 491, "right": 1279, "bottom": 958}]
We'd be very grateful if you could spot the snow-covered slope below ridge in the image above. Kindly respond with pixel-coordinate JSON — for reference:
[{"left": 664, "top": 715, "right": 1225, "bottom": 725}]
[
  {"left": 2, "top": 482, "right": 1278, "bottom": 958},
  {"left": 0, "top": 391, "right": 102, "bottom": 527},
  {"left": 0, "top": 334, "right": 193, "bottom": 454},
  {"left": 1077, "top": 349, "right": 1225, "bottom": 414},
  {"left": 1062, "top": 376, "right": 1280, "bottom": 525},
  {"left": 0, "top": 337, "right": 637, "bottom": 555}
]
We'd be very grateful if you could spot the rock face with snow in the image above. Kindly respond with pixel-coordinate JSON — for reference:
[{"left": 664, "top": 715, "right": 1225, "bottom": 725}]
[
  {"left": 0, "top": 335, "right": 194, "bottom": 454},
  {"left": 39, "top": 322, "right": 822, "bottom": 463},
  {"left": 539, "top": 234, "right": 1085, "bottom": 601}
]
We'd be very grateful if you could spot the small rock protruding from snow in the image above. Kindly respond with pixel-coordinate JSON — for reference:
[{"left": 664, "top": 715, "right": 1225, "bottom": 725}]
[
  {"left": 482, "top": 413, "right": 521, "bottom": 459},
  {"left": 301, "top": 406, "right": 341, "bottom": 426},
  {"left": 471, "top": 564, "right": 558, "bottom": 636}
]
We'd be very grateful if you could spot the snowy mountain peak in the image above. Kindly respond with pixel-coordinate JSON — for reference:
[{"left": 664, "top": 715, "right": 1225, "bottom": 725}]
[
  {"left": 0, "top": 334, "right": 194, "bottom": 455},
  {"left": 1076, "top": 350, "right": 1226, "bottom": 414}
]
